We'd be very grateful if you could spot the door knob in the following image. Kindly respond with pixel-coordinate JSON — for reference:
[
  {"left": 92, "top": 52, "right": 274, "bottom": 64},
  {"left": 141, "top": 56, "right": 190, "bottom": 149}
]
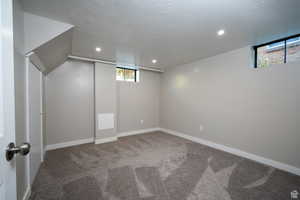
[{"left": 6, "top": 142, "right": 31, "bottom": 161}]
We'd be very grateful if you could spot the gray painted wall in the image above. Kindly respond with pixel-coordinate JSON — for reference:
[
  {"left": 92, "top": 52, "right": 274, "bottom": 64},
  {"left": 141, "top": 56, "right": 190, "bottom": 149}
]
[
  {"left": 34, "top": 28, "right": 73, "bottom": 74},
  {"left": 13, "top": 0, "right": 28, "bottom": 199},
  {"left": 45, "top": 60, "right": 94, "bottom": 145},
  {"left": 94, "top": 62, "right": 117, "bottom": 139},
  {"left": 117, "top": 70, "right": 160, "bottom": 132},
  {"left": 46, "top": 60, "right": 161, "bottom": 144},
  {"left": 160, "top": 46, "right": 300, "bottom": 168}
]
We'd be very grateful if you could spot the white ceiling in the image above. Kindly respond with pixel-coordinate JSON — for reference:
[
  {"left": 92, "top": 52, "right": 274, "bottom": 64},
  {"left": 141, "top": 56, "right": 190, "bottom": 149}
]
[{"left": 21, "top": 0, "right": 300, "bottom": 68}]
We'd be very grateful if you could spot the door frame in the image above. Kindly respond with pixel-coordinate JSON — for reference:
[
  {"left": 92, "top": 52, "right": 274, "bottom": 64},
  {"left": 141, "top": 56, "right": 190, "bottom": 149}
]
[
  {"left": 25, "top": 53, "right": 45, "bottom": 186},
  {"left": 0, "top": 0, "right": 17, "bottom": 199}
]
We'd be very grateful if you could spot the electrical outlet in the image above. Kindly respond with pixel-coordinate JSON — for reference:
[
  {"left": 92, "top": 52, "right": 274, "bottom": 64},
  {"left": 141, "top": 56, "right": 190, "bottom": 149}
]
[{"left": 140, "top": 120, "right": 144, "bottom": 124}]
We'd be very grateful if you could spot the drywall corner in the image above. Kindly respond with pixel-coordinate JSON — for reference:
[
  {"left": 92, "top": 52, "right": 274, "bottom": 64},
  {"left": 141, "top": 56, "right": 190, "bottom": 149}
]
[{"left": 24, "top": 12, "right": 73, "bottom": 53}]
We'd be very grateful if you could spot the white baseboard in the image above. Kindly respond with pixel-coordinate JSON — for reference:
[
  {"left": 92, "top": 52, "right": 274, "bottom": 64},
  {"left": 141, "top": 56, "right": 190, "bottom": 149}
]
[
  {"left": 95, "top": 136, "right": 118, "bottom": 144},
  {"left": 118, "top": 128, "right": 160, "bottom": 138},
  {"left": 43, "top": 127, "right": 300, "bottom": 176},
  {"left": 46, "top": 138, "right": 94, "bottom": 151},
  {"left": 22, "top": 186, "right": 31, "bottom": 200},
  {"left": 95, "top": 128, "right": 160, "bottom": 144},
  {"left": 45, "top": 128, "right": 161, "bottom": 149},
  {"left": 160, "top": 128, "right": 300, "bottom": 176}
]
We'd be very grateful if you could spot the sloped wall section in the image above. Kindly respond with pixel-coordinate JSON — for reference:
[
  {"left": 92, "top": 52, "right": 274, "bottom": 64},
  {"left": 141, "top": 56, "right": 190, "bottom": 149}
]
[
  {"left": 34, "top": 29, "right": 73, "bottom": 74},
  {"left": 24, "top": 12, "right": 73, "bottom": 53},
  {"left": 24, "top": 12, "right": 74, "bottom": 74}
]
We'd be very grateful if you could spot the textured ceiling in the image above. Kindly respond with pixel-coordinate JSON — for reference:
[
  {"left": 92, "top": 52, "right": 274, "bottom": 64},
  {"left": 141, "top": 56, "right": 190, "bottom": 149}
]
[{"left": 21, "top": 0, "right": 300, "bottom": 68}]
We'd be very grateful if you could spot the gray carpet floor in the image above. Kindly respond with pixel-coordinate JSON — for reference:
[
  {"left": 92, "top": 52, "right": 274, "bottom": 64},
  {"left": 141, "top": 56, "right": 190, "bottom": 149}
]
[{"left": 30, "top": 131, "right": 300, "bottom": 200}]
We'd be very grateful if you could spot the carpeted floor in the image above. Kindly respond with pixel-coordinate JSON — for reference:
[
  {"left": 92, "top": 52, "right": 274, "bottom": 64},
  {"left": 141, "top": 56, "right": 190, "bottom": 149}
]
[{"left": 29, "top": 131, "right": 300, "bottom": 200}]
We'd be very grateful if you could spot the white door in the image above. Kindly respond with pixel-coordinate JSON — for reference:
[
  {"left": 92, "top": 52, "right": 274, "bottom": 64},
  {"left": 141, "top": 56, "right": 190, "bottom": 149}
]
[
  {"left": 26, "top": 60, "right": 43, "bottom": 184},
  {"left": 0, "top": 0, "right": 17, "bottom": 199}
]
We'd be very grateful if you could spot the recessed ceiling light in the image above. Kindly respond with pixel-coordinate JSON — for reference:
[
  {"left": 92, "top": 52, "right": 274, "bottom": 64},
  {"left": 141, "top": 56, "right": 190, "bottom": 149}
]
[
  {"left": 95, "top": 47, "right": 101, "bottom": 52},
  {"left": 217, "top": 29, "right": 225, "bottom": 36},
  {"left": 152, "top": 59, "right": 157, "bottom": 64}
]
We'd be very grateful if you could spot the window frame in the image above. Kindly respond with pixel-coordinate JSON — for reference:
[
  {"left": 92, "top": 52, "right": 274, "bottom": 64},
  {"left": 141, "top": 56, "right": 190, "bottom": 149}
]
[
  {"left": 253, "top": 33, "right": 300, "bottom": 68},
  {"left": 116, "top": 66, "right": 137, "bottom": 82}
]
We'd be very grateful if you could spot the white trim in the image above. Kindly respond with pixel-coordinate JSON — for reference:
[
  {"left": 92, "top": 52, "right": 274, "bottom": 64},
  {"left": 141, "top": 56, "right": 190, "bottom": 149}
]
[
  {"left": 22, "top": 186, "right": 31, "bottom": 200},
  {"left": 68, "top": 55, "right": 164, "bottom": 73},
  {"left": 40, "top": 72, "right": 44, "bottom": 162},
  {"left": 25, "top": 56, "right": 31, "bottom": 189},
  {"left": 26, "top": 52, "right": 46, "bottom": 73},
  {"left": 95, "top": 137, "right": 118, "bottom": 144},
  {"left": 45, "top": 128, "right": 160, "bottom": 148},
  {"left": 69, "top": 55, "right": 115, "bottom": 65},
  {"left": 139, "top": 66, "right": 163, "bottom": 73},
  {"left": 46, "top": 138, "right": 94, "bottom": 151},
  {"left": 160, "top": 128, "right": 300, "bottom": 176},
  {"left": 43, "top": 127, "right": 300, "bottom": 176},
  {"left": 25, "top": 58, "right": 45, "bottom": 186},
  {"left": 118, "top": 128, "right": 160, "bottom": 138}
]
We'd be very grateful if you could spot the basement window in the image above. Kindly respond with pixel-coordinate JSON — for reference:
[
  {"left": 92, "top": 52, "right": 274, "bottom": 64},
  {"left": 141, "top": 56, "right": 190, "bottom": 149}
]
[
  {"left": 116, "top": 67, "right": 139, "bottom": 82},
  {"left": 254, "top": 34, "right": 300, "bottom": 68}
]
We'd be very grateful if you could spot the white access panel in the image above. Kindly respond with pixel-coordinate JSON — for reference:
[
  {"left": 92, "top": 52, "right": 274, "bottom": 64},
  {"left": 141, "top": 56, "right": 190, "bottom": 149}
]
[{"left": 98, "top": 113, "right": 114, "bottom": 130}]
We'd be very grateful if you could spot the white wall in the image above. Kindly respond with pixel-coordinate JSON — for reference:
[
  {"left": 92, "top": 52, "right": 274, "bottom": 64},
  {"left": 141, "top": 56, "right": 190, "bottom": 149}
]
[
  {"left": 160, "top": 46, "right": 300, "bottom": 168},
  {"left": 46, "top": 60, "right": 161, "bottom": 144},
  {"left": 117, "top": 70, "right": 160, "bottom": 132},
  {"left": 45, "top": 60, "right": 94, "bottom": 145},
  {"left": 94, "top": 62, "right": 117, "bottom": 140},
  {"left": 94, "top": 63, "right": 161, "bottom": 140}
]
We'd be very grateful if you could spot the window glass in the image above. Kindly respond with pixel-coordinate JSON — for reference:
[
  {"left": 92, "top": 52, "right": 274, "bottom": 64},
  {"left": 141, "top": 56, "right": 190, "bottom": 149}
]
[
  {"left": 254, "top": 34, "right": 300, "bottom": 68},
  {"left": 257, "top": 41, "right": 285, "bottom": 68},
  {"left": 124, "top": 69, "right": 135, "bottom": 82},
  {"left": 116, "top": 67, "right": 137, "bottom": 82},
  {"left": 116, "top": 68, "right": 125, "bottom": 81},
  {"left": 287, "top": 37, "right": 300, "bottom": 63}
]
